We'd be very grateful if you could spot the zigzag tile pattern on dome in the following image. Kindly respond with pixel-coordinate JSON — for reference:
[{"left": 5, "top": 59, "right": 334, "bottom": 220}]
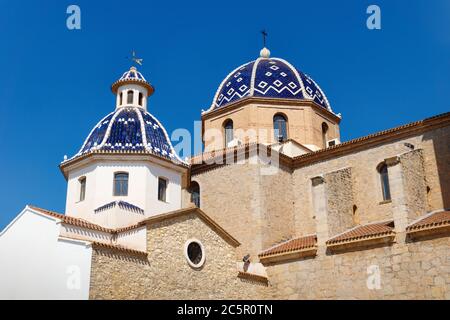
[
  {"left": 210, "top": 57, "right": 332, "bottom": 111},
  {"left": 253, "top": 59, "right": 304, "bottom": 99},
  {"left": 75, "top": 107, "right": 181, "bottom": 162},
  {"left": 297, "top": 70, "right": 330, "bottom": 109},
  {"left": 214, "top": 61, "right": 254, "bottom": 108}
]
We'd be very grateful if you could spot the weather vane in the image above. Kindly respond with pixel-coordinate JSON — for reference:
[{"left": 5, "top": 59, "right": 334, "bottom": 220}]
[
  {"left": 261, "top": 30, "right": 268, "bottom": 47},
  {"left": 130, "top": 50, "right": 143, "bottom": 66}
]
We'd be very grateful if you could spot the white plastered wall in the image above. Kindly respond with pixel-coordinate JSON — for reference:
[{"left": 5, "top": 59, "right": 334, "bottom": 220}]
[
  {"left": 65, "top": 160, "right": 182, "bottom": 226},
  {"left": 0, "top": 208, "right": 92, "bottom": 300}
]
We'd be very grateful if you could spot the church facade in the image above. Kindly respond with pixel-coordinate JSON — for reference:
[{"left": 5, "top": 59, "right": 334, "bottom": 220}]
[{"left": 0, "top": 47, "right": 449, "bottom": 300}]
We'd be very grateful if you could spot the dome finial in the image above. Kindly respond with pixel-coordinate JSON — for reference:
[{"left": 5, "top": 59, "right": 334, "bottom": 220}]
[
  {"left": 259, "top": 30, "right": 270, "bottom": 58},
  {"left": 260, "top": 47, "right": 270, "bottom": 58}
]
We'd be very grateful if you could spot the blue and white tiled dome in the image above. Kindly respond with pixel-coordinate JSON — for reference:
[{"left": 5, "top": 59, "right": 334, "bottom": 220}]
[
  {"left": 73, "top": 107, "right": 183, "bottom": 163},
  {"left": 207, "top": 49, "right": 332, "bottom": 112}
]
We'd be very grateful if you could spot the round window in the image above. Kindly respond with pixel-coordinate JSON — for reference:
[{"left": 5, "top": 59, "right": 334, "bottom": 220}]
[{"left": 184, "top": 239, "right": 205, "bottom": 268}]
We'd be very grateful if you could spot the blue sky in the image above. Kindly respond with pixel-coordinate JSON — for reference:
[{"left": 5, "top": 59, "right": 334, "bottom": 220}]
[{"left": 0, "top": 0, "right": 449, "bottom": 229}]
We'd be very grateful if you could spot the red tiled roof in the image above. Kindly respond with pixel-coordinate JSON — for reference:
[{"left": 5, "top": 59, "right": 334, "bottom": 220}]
[
  {"left": 91, "top": 242, "right": 147, "bottom": 257},
  {"left": 326, "top": 220, "right": 395, "bottom": 246},
  {"left": 237, "top": 271, "right": 268, "bottom": 285},
  {"left": 259, "top": 234, "right": 317, "bottom": 258},
  {"left": 29, "top": 205, "right": 114, "bottom": 233},
  {"left": 406, "top": 210, "right": 450, "bottom": 233}
]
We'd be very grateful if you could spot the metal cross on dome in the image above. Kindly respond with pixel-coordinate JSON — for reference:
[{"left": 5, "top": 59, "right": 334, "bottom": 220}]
[{"left": 261, "top": 30, "right": 268, "bottom": 47}]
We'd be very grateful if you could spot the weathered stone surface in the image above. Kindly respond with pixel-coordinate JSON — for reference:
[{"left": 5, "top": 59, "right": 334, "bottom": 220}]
[
  {"left": 266, "top": 236, "right": 450, "bottom": 299},
  {"left": 89, "top": 213, "right": 269, "bottom": 299}
]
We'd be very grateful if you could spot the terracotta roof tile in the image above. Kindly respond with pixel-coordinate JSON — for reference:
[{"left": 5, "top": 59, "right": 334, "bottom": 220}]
[
  {"left": 326, "top": 220, "right": 395, "bottom": 246},
  {"left": 406, "top": 210, "right": 450, "bottom": 232},
  {"left": 259, "top": 234, "right": 317, "bottom": 258},
  {"left": 91, "top": 241, "right": 147, "bottom": 257},
  {"left": 29, "top": 205, "right": 114, "bottom": 233},
  {"left": 237, "top": 271, "right": 268, "bottom": 285}
]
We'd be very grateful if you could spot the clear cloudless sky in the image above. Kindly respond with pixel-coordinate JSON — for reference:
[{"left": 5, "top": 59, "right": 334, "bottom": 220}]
[{"left": 0, "top": 0, "right": 449, "bottom": 229}]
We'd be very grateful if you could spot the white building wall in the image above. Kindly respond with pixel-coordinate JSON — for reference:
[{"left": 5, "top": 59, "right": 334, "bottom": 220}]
[
  {"left": 65, "top": 160, "right": 182, "bottom": 226},
  {"left": 116, "top": 226, "right": 147, "bottom": 252},
  {"left": 0, "top": 208, "right": 92, "bottom": 300}
]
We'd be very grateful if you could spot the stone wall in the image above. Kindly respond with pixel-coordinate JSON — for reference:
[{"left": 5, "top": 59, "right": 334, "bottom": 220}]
[
  {"left": 324, "top": 167, "right": 355, "bottom": 236},
  {"left": 173, "top": 122, "right": 450, "bottom": 300},
  {"left": 192, "top": 126, "right": 449, "bottom": 260},
  {"left": 260, "top": 164, "right": 295, "bottom": 249},
  {"left": 422, "top": 126, "right": 450, "bottom": 211},
  {"left": 265, "top": 235, "right": 450, "bottom": 299},
  {"left": 191, "top": 157, "right": 295, "bottom": 259},
  {"left": 400, "top": 150, "right": 428, "bottom": 222},
  {"left": 89, "top": 212, "right": 268, "bottom": 300},
  {"left": 291, "top": 130, "right": 449, "bottom": 238}
]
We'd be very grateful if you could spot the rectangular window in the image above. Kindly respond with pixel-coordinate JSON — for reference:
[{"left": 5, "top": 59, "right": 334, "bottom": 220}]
[
  {"left": 114, "top": 172, "right": 129, "bottom": 196},
  {"left": 379, "top": 164, "right": 391, "bottom": 201},
  {"left": 79, "top": 177, "right": 86, "bottom": 201},
  {"left": 158, "top": 177, "right": 167, "bottom": 202},
  {"left": 127, "top": 90, "right": 133, "bottom": 104}
]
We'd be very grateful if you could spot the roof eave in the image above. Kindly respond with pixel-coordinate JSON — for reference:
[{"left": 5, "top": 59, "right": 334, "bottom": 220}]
[
  {"left": 259, "top": 246, "right": 317, "bottom": 264},
  {"left": 201, "top": 97, "right": 341, "bottom": 123},
  {"left": 326, "top": 233, "right": 396, "bottom": 251},
  {"left": 59, "top": 150, "right": 189, "bottom": 180}
]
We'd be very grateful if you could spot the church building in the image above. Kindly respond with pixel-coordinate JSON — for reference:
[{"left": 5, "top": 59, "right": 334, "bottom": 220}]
[{"left": 0, "top": 46, "right": 449, "bottom": 299}]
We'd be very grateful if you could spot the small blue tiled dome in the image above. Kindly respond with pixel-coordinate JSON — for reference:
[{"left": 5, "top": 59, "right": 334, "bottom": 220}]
[
  {"left": 111, "top": 66, "right": 154, "bottom": 96},
  {"left": 208, "top": 53, "right": 332, "bottom": 112},
  {"left": 74, "top": 107, "right": 183, "bottom": 163},
  {"left": 118, "top": 67, "right": 147, "bottom": 81}
]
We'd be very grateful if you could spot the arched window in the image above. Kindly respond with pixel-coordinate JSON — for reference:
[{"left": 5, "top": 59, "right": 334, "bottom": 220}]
[
  {"left": 158, "top": 177, "right": 168, "bottom": 202},
  {"left": 352, "top": 205, "right": 359, "bottom": 224},
  {"left": 79, "top": 177, "right": 86, "bottom": 202},
  {"left": 322, "top": 122, "right": 329, "bottom": 148},
  {"left": 273, "top": 114, "right": 288, "bottom": 142},
  {"left": 223, "top": 119, "right": 234, "bottom": 147},
  {"left": 119, "top": 92, "right": 123, "bottom": 105},
  {"left": 378, "top": 163, "right": 391, "bottom": 201},
  {"left": 113, "top": 172, "right": 129, "bottom": 196},
  {"left": 190, "top": 181, "right": 200, "bottom": 208},
  {"left": 138, "top": 92, "right": 143, "bottom": 106},
  {"left": 127, "top": 90, "right": 134, "bottom": 104}
]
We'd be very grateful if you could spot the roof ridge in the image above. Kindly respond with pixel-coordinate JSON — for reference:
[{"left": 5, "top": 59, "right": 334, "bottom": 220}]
[{"left": 28, "top": 205, "right": 114, "bottom": 233}]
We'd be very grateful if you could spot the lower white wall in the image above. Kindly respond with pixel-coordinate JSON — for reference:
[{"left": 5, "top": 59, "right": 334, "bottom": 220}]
[{"left": 0, "top": 208, "right": 92, "bottom": 300}]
